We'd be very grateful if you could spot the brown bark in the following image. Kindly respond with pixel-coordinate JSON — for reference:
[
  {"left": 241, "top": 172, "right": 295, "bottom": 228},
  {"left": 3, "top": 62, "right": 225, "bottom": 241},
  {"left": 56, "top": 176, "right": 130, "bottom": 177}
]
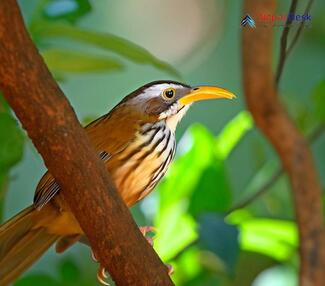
[
  {"left": 242, "top": 1, "right": 325, "bottom": 285},
  {"left": 0, "top": 1, "right": 173, "bottom": 285}
]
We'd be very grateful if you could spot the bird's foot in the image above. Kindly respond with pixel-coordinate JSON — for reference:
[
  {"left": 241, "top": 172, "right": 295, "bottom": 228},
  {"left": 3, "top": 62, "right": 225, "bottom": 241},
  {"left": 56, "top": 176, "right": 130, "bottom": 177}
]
[
  {"left": 97, "top": 265, "right": 110, "bottom": 286},
  {"left": 166, "top": 263, "right": 174, "bottom": 275},
  {"left": 139, "top": 226, "right": 173, "bottom": 276},
  {"left": 91, "top": 251, "right": 110, "bottom": 285},
  {"left": 90, "top": 226, "right": 159, "bottom": 285},
  {"left": 91, "top": 250, "right": 98, "bottom": 262},
  {"left": 139, "top": 225, "right": 157, "bottom": 246}
]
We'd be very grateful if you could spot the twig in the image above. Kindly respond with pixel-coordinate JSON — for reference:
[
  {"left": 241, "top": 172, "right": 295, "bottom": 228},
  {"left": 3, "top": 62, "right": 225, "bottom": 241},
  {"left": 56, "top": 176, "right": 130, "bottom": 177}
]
[
  {"left": 275, "top": 0, "right": 298, "bottom": 85},
  {"left": 168, "top": 240, "right": 198, "bottom": 263},
  {"left": 286, "top": 0, "right": 315, "bottom": 57},
  {"left": 227, "top": 168, "right": 283, "bottom": 214},
  {"left": 275, "top": 0, "right": 316, "bottom": 85},
  {"left": 227, "top": 124, "right": 325, "bottom": 213},
  {"left": 308, "top": 124, "right": 325, "bottom": 142}
]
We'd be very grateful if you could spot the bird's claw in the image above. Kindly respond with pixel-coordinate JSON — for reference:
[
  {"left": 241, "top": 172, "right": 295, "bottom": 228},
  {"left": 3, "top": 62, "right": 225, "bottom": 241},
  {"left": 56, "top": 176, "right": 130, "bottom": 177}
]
[
  {"left": 140, "top": 227, "right": 174, "bottom": 276},
  {"left": 91, "top": 250, "right": 98, "bottom": 262},
  {"left": 139, "top": 226, "right": 157, "bottom": 246},
  {"left": 97, "top": 265, "right": 110, "bottom": 286},
  {"left": 91, "top": 226, "right": 160, "bottom": 285},
  {"left": 166, "top": 263, "right": 174, "bottom": 275},
  {"left": 91, "top": 251, "right": 110, "bottom": 285}
]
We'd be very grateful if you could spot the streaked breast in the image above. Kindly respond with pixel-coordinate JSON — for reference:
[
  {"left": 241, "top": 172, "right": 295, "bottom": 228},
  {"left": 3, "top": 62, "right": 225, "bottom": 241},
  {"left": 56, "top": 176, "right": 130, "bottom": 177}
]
[{"left": 112, "top": 121, "right": 175, "bottom": 206}]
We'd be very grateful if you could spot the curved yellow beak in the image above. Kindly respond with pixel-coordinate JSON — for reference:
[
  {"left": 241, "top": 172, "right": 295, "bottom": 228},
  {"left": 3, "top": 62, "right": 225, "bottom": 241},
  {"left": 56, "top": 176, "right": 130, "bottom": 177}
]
[{"left": 179, "top": 86, "right": 236, "bottom": 106}]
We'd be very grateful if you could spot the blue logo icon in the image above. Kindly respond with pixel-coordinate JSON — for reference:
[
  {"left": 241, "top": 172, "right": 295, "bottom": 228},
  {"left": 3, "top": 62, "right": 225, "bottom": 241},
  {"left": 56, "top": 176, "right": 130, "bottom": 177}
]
[{"left": 241, "top": 14, "right": 256, "bottom": 28}]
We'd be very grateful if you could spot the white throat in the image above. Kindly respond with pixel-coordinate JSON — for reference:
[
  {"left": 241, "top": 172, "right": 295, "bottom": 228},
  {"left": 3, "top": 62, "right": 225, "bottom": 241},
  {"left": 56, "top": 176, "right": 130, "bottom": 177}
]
[{"left": 164, "top": 104, "right": 191, "bottom": 132}]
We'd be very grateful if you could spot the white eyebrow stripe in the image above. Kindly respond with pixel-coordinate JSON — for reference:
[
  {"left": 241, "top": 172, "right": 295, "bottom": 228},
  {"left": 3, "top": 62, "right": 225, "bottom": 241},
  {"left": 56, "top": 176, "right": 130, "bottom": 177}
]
[{"left": 135, "top": 83, "right": 184, "bottom": 101}]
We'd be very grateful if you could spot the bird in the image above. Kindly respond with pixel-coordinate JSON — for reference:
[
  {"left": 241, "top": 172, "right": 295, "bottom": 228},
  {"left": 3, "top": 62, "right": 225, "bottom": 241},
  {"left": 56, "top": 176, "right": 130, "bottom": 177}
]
[{"left": 0, "top": 80, "right": 235, "bottom": 285}]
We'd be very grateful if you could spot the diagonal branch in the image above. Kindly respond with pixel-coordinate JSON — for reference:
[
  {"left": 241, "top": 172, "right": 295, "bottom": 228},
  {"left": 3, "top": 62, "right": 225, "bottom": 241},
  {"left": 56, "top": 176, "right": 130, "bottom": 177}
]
[
  {"left": 227, "top": 168, "right": 283, "bottom": 214},
  {"left": 0, "top": 1, "right": 173, "bottom": 285},
  {"left": 286, "top": 0, "right": 315, "bottom": 57},
  {"left": 228, "top": 124, "right": 325, "bottom": 213},
  {"left": 275, "top": 0, "right": 315, "bottom": 85},
  {"left": 242, "top": 1, "right": 325, "bottom": 285}
]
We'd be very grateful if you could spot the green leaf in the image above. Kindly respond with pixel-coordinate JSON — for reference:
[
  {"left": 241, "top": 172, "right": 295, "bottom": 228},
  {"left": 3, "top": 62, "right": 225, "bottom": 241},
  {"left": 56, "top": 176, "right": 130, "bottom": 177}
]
[
  {"left": 154, "top": 112, "right": 252, "bottom": 263},
  {"left": 0, "top": 94, "right": 24, "bottom": 221},
  {"left": 184, "top": 272, "right": 222, "bottom": 286},
  {"left": 154, "top": 125, "right": 213, "bottom": 260},
  {"left": 41, "top": 48, "right": 124, "bottom": 73},
  {"left": 0, "top": 95, "right": 10, "bottom": 112},
  {"left": 230, "top": 251, "right": 276, "bottom": 286},
  {"left": 155, "top": 114, "right": 252, "bottom": 261},
  {"left": 188, "top": 161, "right": 232, "bottom": 217},
  {"left": 159, "top": 111, "right": 252, "bottom": 209},
  {"left": 312, "top": 80, "right": 325, "bottom": 122},
  {"left": 0, "top": 113, "right": 24, "bottom": 172},
  {"left": 44, "top": 0, "right": 91, "bottom": 23},
  {"left": 171, "top": 246, "right": 202, "bottom": 285},
  {"left": 14, "top": 274, "right": 60, "bottom": 286},
  {"left": 198, "top": 214, "right": 239, "bottom": 274},
  {"left": 33, "top": 22, "right": 181, "bottom": 77},
  {"left": 215, "top": 111, "right": 253, "bottom": 160},
  {"left": 154, "top": 203, "right": 197, "bottom": 261},
  {"left": 228, "top": 213, "right": 298, "bottom": 261},
  {"left": 59, "top": 258, "right": 81, "bottom": 283},
  {"left": 158, "top": 124, "right": 216, "bottom": 210}
]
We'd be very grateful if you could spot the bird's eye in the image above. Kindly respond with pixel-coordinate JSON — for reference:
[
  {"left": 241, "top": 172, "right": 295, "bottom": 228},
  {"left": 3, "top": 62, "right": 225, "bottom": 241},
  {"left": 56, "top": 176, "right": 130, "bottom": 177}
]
[{"left": 162, "top": 88, "right": 176, "bottom": 100}]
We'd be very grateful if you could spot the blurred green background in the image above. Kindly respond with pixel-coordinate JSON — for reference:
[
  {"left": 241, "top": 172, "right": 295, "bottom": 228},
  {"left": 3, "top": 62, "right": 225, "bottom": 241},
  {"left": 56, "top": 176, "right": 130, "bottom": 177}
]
[{"left": 1, "top": 0, "right": 325, "bottom": 285}]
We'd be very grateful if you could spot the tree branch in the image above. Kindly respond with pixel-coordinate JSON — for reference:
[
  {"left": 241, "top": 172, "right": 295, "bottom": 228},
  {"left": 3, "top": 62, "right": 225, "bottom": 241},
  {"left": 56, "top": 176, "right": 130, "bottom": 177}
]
[
  {"left": 0, "top": 1, "right": 173, "bottom": 285},
  {"left": 242, "top": 1, "right": 325, "bottom": 285}
]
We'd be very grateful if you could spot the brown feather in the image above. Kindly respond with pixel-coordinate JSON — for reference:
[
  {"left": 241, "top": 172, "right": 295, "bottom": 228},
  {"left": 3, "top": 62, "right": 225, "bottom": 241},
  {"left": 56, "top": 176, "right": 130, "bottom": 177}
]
[
  {"left": 34, "top": 103, "right": 156, "bottom": 208},
  {"left": 0, "top": 205, "right": 59, "bottom": 285}
]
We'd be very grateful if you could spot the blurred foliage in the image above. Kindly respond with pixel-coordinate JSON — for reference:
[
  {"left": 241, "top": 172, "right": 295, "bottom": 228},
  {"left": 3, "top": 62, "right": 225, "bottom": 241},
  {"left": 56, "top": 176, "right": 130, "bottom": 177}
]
[
  {"left": 312, "top": 80, "right": 325, "bottom": 122},
  {"left": 27, "top": 0, "right": 180, "bottom": 78},
  {"left": 284, "top": 78, "right": 325, "bottom": 133},
  {"left": 43, "top": 0, "right": 91, "bottom": 23},
  {"left": 15, "top": 257, "right": 103, "bottom": 286},
  {"left": 1, "top": 0, "right": 325, "bottom": 285},
  {"left": 305, "top": 10, "right": 325, "bottom": 48},
  {"left": 228, "top": 211, "right": 297, "bottom": 261},
  {"left": 199, "top": 214, "right": 239, "bottom": 274},
  {"left": 153, "top": 112, "right": 254, "bottom": 284},
  {"left": 0, "top": 94, "right": 24, "bottom": 222},
  {"left": 33, "top": 22, "right": 181, "bottom": 78},
  {"left": 42, "top": 48, "right": 124, "bottom": 74}
]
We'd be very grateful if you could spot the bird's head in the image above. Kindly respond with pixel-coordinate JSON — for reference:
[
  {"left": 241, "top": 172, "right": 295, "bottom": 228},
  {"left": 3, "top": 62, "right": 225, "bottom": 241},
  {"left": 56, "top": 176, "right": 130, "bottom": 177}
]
[{"left": 115, "top": 80, "right": 235, "bottom": 131}]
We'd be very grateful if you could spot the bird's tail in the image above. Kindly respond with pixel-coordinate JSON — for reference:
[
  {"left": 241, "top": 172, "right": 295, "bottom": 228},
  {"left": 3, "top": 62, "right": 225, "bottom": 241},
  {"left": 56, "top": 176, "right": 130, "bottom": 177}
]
[{"left": 0, "top": 205, "right": 59, "bottom": 285}]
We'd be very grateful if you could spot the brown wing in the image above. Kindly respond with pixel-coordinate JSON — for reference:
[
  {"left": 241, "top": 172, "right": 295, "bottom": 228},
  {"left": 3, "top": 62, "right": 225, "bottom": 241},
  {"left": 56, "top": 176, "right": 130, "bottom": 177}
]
[
  {"left": 33, "top": 173, "right": 60, "bottom": 209},
  {"left": 33, "top": 105, "right": 151, "bottom": 209}
]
